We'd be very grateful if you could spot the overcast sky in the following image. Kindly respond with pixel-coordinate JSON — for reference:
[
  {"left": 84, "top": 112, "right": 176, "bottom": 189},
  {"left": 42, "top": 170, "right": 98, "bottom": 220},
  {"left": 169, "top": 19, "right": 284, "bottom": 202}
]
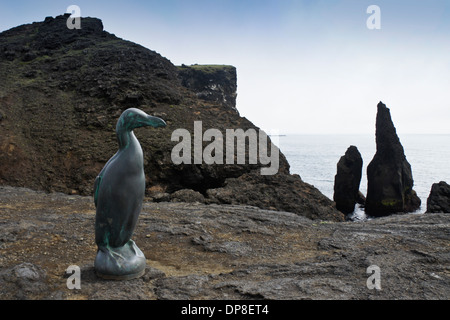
[{"left": 1, "top": 0, "right": 449, "bottom": 134}]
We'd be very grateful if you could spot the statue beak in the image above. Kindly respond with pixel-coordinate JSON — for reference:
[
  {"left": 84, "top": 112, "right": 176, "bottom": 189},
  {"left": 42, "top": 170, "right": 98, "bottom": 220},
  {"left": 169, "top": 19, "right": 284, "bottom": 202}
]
[{"left": 145, "top": 115, "right": 166, "bottom": 128}]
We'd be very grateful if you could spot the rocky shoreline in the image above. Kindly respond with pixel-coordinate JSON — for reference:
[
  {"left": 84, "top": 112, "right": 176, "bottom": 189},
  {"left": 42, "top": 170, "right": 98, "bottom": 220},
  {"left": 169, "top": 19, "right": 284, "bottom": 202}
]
[{"left": 1, "top": 186, "right": 449, "bottom": 300}]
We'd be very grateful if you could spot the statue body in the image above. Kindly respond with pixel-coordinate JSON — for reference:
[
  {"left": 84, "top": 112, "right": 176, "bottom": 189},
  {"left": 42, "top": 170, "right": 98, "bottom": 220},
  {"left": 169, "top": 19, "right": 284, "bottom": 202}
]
[{"left": 94, "top": 108, "right": 166, "bottom": 280}]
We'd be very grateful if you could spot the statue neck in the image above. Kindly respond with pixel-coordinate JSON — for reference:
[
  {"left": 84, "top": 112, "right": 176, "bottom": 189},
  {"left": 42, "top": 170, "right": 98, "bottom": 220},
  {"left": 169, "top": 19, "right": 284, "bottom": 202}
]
[{"left": 116, "top": 128, "right": 137, "bottom": 150}]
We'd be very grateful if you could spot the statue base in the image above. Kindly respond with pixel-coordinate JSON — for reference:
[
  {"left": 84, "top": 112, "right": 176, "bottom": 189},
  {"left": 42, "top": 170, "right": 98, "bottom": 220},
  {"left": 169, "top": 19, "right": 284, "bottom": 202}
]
[{"left": 94, "top": 239, "right": 146, "bottom": 280}]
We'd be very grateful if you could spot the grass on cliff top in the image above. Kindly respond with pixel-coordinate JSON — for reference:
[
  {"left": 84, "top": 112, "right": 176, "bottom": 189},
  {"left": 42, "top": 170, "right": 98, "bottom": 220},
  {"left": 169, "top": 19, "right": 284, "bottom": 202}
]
[{"left": 177, "top": 64, "right": 235, "bottom": 74}]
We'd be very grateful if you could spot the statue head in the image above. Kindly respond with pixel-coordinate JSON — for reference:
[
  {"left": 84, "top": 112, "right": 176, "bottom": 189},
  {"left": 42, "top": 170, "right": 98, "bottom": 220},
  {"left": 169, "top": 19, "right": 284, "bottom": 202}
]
[{"left": 117, "top": 108, "right": 166, "bottom": 132}]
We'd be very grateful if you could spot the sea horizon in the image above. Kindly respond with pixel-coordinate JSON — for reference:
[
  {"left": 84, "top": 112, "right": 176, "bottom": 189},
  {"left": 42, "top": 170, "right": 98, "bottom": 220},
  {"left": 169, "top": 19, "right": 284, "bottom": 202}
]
[{"left": 277, "top": 133, "right": 450, "bottom": 216}]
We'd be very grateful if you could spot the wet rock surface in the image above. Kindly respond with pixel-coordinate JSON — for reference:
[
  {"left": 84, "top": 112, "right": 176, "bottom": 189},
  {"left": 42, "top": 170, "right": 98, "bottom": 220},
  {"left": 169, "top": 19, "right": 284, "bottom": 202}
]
[{"left": 1, "top": 186, "right": 449, "bottom": 300}]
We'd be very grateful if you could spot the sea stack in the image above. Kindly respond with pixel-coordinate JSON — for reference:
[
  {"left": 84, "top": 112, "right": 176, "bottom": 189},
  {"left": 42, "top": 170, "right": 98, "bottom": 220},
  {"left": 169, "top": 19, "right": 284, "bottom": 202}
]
[
  {"left": 426, "top": 181, "right": 450, "bottom": 213},
  {"left": 365, "top": 102, "right": 421, "bottom": 217},
  {"left": 333, "top": 146, "right": 363, "bottom": 214}
]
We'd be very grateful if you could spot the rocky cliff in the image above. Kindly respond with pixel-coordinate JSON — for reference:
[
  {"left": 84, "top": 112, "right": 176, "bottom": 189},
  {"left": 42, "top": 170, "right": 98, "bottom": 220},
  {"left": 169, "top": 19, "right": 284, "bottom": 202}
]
[{"left": 0, "top": 15, "right": 342, "bottom": 221}]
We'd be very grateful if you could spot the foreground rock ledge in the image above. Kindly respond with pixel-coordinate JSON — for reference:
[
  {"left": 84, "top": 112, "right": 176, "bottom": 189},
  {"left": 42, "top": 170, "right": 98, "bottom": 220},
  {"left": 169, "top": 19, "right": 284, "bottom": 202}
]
[{"left": 0, "top": 186, "right": 449, "bottom": 300}]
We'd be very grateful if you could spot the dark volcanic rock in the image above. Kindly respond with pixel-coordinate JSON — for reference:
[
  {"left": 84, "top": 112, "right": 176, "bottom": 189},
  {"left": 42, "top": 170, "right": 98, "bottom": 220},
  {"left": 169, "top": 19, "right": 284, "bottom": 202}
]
[
  {"left": 333, "top": 146, "right": 363, "bottom": 214},
  {"left": 207, "top": 171, "right": 344, "bottom": 222},
  {"left": 0, "top": 15, "right": 342, "bottom": 221},
  {"left": 178, "top": 64, "right": 237, "bottom": 112},
  {"left": 365, "top": 102, "right": 421, "bottom": 217},
  {"left": 426, "top": 181, "right": 450, "bottom": 213}
]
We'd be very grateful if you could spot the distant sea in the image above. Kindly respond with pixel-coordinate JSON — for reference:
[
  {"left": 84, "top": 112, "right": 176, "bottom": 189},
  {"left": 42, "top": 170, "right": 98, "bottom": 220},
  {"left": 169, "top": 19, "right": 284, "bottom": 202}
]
[{"left": 277, "top": 134, "right": 450, "bottom": 217}]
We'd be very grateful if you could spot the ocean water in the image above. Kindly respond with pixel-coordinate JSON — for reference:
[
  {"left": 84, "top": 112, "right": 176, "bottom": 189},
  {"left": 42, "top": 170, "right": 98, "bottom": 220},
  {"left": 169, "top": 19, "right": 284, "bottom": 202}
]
[{"left": 276, "top": 134, "right": 450, "bottom": 217}]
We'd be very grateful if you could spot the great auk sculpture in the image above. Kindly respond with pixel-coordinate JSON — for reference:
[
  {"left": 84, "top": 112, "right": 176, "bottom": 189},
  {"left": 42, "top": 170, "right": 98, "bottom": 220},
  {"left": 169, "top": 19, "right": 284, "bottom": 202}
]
[{"left": 93, "top": 108, "right": 166, "bottom": 279}]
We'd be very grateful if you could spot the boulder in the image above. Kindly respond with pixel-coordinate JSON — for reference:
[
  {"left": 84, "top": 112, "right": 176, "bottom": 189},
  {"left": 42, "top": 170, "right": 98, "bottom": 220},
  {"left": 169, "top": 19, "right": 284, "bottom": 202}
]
[
  {"left": 426, "top": 181, "right": 450, "bottom": 213},
  {"left": 333, "top": 146, "right": 363, "bottom": 214},
  {"left": 365, "top": 102, "right": 421, "bottom": 217},
  {"left": 170, "top": 189, "right": 205, "bottom": 203}
]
